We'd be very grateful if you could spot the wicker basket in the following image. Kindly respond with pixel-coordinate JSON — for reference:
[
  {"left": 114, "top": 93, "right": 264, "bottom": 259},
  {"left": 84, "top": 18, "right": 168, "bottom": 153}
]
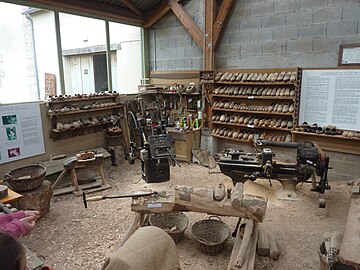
[
  {"left": 191, "top": 216, "right": 230, "bottom": 256},
  {"left": 148, "top": 212, "right": 189, "bottom": 243},
  {"left": 5, "top": 163, "right": 46, "bottom": 192}
]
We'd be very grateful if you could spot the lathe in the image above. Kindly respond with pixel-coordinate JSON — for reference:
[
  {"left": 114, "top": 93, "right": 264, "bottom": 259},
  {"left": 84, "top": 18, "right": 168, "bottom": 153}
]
[{"left": 216, "top": 140, "right": 331, "bottom": 205}]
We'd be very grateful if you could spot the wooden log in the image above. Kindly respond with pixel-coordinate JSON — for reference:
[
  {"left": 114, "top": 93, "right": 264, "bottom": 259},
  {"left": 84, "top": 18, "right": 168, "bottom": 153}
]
[
  {"left": 231, "top": 182, "right": 243, "bottom": 209},
  {"left": 174, "top": 185, "right": 267, "bottom": 222},
  {"left": 236, "top": 219, "right": 254, "bottom": 267},
  {"left": 245, "top": 222, "right": 259, "bottom": 270},
  {"left": 214, "top": 183, "right": 226, "bottom": 201},
  {"left": 257, "top": 225, "right": 270, "bottom": 257},
  {"left": 339, "top": 195, "right": 360, "bottom": 268},
  {"left": 14, "top": 180, "right": 52, "bottom": 218},
  {"left": 269, "top": 234, "right": 280, "bottom": 260},
  {"left": 228, "top": 218, "right": 244, "bottom": 270}
]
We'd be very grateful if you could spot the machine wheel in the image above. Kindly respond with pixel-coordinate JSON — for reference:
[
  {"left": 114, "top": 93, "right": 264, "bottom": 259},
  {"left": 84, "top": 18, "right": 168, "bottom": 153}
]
[{"left": 318, "top": 198, "right": 326, "bottom": 208}]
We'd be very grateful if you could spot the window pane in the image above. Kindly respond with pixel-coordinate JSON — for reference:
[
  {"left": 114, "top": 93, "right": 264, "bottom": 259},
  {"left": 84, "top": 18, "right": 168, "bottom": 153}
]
[
  {"left": 60, "top": 13, "right": 107, "bottom": 94},
  {"left": 109, "top": 22, "right": 142, "bottom": 94},
  {"left": 0, "top": 3, "right": 40, "bottom": 103}
]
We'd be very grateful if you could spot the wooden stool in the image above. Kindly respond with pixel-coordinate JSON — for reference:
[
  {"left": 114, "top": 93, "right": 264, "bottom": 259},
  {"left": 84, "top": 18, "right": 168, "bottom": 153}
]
[{"left": 52, "top": 153, "right": 111, "bottom": 196}]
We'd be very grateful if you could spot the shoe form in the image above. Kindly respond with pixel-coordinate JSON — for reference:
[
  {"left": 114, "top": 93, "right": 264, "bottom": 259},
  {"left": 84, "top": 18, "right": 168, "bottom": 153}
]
[
  {"left": 251, "top": 73, "right": 257, "bottom": 81},
  {"left": 224, "top": 102, "right": 230, "bottom": 109},
  {"left": 242, "top": 73, "right": 248, "bottom": 81},
  {"left": 275, "top": 119, "right": 282, "bottom": 127},
  {"left": 285, "top": 134, "right": 292, "bottom": 142},
  {"left": 256, "top": 73, "right": 263, "bottom": 81},
  {"left": 262, "top": 87, "right": 269, "bottom": 96},
  {"left": 232, "top": 131, "right": 239, "bottom": 138},
  {"left": 211, "top": 115, "right": 217, "bottom": 121},
  {"left": 282, "top": 103, "right": 289, "bottom": 113},
  {"left": 231, "top": 73, "right": 238, "bottom": 82},
  {"left": 247, "top": 73, "right": 254, "bottom": 81},
  {"left": 277, "top": 104, "right": 283, "bottom": 112},
  {"left": 224, "top": 130, "right": 229, "bottom": 136},
  {"left": 259, "top": 119, "right": 265, "bottom": 126},
  {"left": 225, "top": 73, "right": 233, "bottom": 81},
  {"left": 290, "top": 89, "right": 295, "bottom": 96},
  {"left": 237, "top": 132, "right": 244, "bottom": 139},
  {"left": 215, "top": 72, "right": 222, "bottom": 81},
  {"left": 287, "top": 121, "right": 293, "bottom": 129},
  {"left": 220, "top": 115, "right": 226, "bottom": 122},
  {"left": 275, "top": 88, "right": 281, "bottom": 96},
  {"left": 283, "top": 71, "right": 291, "bottom": 81},
  {"left": 214, "top": 86, "right": 221, "bottom": 94},
  {"left": 281, "top": 120, "right": 287, "bottom": 128},
  {"left": 288, "top": 104, "right": 294, "bottom": 113},
  {"left": 273, "top": 104, "right": 279, "bottom": 112},
  {"left": 220, "top": 72, "right": 228, "bottom": 81},
  {"left": 260, "top": 73, "right": 268, "bottom": 82},
  {"left": 271, "top": 72, "right": 279, "bottom": 82},
  {"left": 284, "top": 88, "right": 290, "bottom": 96},
  {"left": 271, "top": 88, "right": 277, "bottom": 96},
  {"left": 248, "top": 133, "right": 254, "bottom": 140},
  {"left": 234, "top": 116, "right": 239, "bottom": 123},
  {"left": 252, "top": 87, "right": 258, "bottom": 95},
  {"left": 233, "top": 88, "right": 239, "bottom": 95},
  {"left": 242, "top": 133, "right": 249, "bottom": 140},
  {"left": 277, "top": 71, "right": 286, "bottom": 81},
  {"left": 280, "top": 88, "right": 286, "bottom": 96},
  {"left": 290, "top": 71, "right": 297, "bottom": 82},
  {"left": 228, "top": 130, "right": 233, "bottom": 137},
  {"left": 238, "top": 116, "right": 245, "bottom": 124},
  {"left": 257, "top": 87, "right": 264, "bottom": 95},
  {"left": 254, "top": 117, "right": 260, "bottom": 126},
  {"left": 236, "top": 73, "right": 243, "bottom": 81},
  {"left": 229, "top": 101, "right": 235, "bottom": 109},
  {"left": 266, "top": 73, "right": 273, "bottom": 81},
  {"left": 266, "top": 88, "right": 272, "bottom": 96}
]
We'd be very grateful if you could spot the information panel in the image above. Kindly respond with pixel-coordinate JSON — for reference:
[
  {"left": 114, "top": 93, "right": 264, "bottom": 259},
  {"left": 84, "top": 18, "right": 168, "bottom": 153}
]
[
  {"left": 299, "top": 69, "right": 360, "bottom": 131},
  {"left": 0, "top": 103, "right": 45, "bottom": 164}
]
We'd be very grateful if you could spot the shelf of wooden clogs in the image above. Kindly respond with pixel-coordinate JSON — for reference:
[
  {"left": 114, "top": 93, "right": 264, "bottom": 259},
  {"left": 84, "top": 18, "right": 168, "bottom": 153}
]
[
  {"left": 212, "top": 121, "right": 293, "bottom": 132},
  {"left": 50, "top": 122, "right": 111, "bottom": 141},
  {"left": 212, "top": 134, "right": 253, "bottom": 144},
  {"left": 212, "top": 81, "right": 296, "bottom": 86},
  {"left": 212, "top": 94, "right": 295, "bottom": 100},
  {"left": 47, "top": 94, "right": 119, "bottom": 104},
  {"left": 292, "top": 131, "right": 360, "bottom": 155},
  {"left": 48, "top": 105, "right": 123, "bottom": 117},
  {"left": 211, "top": 107, "right": 294, "bottom": 116}
]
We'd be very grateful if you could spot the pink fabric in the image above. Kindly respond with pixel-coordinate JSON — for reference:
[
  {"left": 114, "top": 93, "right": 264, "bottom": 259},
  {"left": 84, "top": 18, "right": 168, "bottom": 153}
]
[{"left": 0, "top": 211, "right": 28, "bottom": 238}]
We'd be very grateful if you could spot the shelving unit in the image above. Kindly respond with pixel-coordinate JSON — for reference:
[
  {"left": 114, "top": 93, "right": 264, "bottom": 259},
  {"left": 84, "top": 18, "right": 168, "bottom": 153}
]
[
  {"left": 46, "top": 93, "right": 123, "bottom": 141},
  {"left": 209, "top": 68, "right": 300, "bottom": 144}
]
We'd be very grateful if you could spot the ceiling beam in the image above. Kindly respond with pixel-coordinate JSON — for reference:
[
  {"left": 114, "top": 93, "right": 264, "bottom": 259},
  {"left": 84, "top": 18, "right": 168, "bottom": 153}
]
[
  {"left": 4, "top": 0, "right": 144, "bottom": 26},
  {"left": 167, "top": 0, "right": 204, "bottom": 48},
  {"left": 143, "top": 1, "right": 171, "bottom": 28},
  {"left": 213, "top": 0, "right": 236, "bottom": 50},
  {"left": 203, "top": 0, "right": 215, "bottom": 70},
  {"left": 120, "top": 0, "right": 143, "bottom": 17}
]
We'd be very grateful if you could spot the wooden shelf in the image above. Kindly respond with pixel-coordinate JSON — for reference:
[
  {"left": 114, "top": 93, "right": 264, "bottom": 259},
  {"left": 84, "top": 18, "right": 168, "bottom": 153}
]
[
  {"left": 211, "top": 107, "right": 294, "bottom": 116},
  {"left": 212, "top": 121, "right": 292, "bottom": 132},
  {"left": 212, "top": 134, "right": 253, "bottom": 143},
  {"left": 292, "top": 131, "right": 360, "bottom": 155},
  {"left": 212, "top": 81, "right": 296, "bottom": 86},
  {"left": 139, "top": 92, "right": 201, "bottom": 96},
  {"left": 47, "top": 94, "right": 119, "bottom": 104},
  {"left": 212, "top": 94, "right": 295, "bottom": 100},
  {"left": 48, "top": 105, "right": 123, "bottom": 117},
  {"left": 50, "top": 122, "right": 111, "bottom": 141}
]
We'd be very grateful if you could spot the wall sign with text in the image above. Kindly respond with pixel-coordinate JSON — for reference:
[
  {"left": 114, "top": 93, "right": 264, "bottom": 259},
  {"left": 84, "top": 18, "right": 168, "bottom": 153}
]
[
  {"left": 0, "top": 103, "right": 45, "bottom": 164},
  {"left": 299, "top": 69, "right": 360, "bottom": 131}
]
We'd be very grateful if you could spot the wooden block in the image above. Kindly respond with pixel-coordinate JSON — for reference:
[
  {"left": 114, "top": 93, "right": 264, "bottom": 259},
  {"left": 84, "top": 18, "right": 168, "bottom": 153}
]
[
  {"left": 214, "top": 183, "right": 226, "bottom": 201},
  {"left": 269, "top": 234, "right": 280, "bottom": 260},
  {"left": 339, "top": 195, "right": 360, "bottom": 268},
  {"left": 257, "top": 226, "right": 270, "bottom": 257},
  {"left": 235, "top": 219, "right": 254, "bottom": 267},
  {"left": 14, "top": 180, "right": 52, "bottom": 218},
  {"left": 231, "top": 182, "right": 243, "bottom": 209}
]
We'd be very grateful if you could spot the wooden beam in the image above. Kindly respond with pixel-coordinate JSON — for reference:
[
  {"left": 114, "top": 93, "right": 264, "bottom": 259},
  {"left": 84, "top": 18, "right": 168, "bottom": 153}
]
[
  {"left": 18, "top": 0, "right": 144, "bottom": 25},
  {"left": 167, "top": 0, "right": 204, "bottom": 48},
  {"left": 120, "top": 0, "right": 143, "bottom": 17},
  {"left": 213, "top": 0, "right": 236, "bottom": 50},
  {"left": 143, "top": 1, "right": 171, "bottom": 28},
  {"left": 204, "top": 0, "right": 215, "bottom": 69}
]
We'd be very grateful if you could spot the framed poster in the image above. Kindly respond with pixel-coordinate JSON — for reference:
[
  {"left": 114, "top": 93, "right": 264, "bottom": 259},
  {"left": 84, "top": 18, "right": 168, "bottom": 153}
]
[
  {"left": 0, "top": 103, "right": 45, "bottom": 164},
  {"left": 299, "top": 69, "right": 360, "bottom": 131},
  {"left": 338, "top": 44, "right": 360, "bottom": 66}
]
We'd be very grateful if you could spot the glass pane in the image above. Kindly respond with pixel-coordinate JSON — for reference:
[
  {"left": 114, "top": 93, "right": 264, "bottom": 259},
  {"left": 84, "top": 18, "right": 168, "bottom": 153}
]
[
  {"left": 60, "top": 13, "right": 107, "bottom": 94},
  {"left": 0, "top": 3, "right": 42, "bottom": 103},
  {"left": 109, "top": 22, "right": 142, "bottom": 94}
]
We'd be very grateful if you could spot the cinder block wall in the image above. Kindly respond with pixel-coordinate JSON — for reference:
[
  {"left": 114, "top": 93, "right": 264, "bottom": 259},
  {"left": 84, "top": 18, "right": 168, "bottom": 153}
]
[
  {"left": 149, "top": 0, "right": 204, "bottom": 71},
  {"left": 217, "top": 0, "right": 360, "bottom": 68}
]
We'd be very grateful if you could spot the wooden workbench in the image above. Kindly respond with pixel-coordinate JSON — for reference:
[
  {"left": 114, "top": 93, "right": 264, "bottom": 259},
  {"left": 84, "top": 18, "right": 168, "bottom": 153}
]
[{"left": 167, "top": 128, "right": 201, "bottom": 162}]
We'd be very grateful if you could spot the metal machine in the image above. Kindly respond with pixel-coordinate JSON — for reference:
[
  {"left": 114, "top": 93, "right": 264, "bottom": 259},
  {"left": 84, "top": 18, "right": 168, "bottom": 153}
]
[
  {"left": 127, "top": 98, "right": 178, "bottom": 183},
  {"left": 216, "top": 140, "right": 331, "bottom": 205}
]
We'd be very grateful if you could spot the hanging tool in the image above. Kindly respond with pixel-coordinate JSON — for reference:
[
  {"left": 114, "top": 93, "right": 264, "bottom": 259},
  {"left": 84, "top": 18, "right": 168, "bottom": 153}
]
[{"left": 82, "top": 191, "right": 162, "bottom": 208}]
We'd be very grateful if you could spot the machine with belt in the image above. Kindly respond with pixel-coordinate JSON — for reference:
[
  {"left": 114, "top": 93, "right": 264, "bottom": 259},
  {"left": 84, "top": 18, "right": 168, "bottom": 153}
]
[{"left": 216, "top": 140, "right": 331, "bottom": 206}]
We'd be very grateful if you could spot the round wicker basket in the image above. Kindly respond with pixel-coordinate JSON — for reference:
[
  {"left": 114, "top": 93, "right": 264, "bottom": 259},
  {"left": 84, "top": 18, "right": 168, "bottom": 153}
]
[
  {"left": 5, "top": 163, "right": 46, "bottom": 192},
  {"left": 148, "top": 212, "right": 189, "bottom": 243},
  {"left": 191, "top": 216, "right": 230, "bottom": 256}
]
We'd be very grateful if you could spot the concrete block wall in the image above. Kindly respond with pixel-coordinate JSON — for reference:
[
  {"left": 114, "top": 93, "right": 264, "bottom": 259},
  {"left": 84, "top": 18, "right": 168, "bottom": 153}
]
[
  {"left": 217, "top": 0, "right": 360, "bottom": 68},
  {"left": 149, "top": 0, "right": 204, "bottom": 71}
]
